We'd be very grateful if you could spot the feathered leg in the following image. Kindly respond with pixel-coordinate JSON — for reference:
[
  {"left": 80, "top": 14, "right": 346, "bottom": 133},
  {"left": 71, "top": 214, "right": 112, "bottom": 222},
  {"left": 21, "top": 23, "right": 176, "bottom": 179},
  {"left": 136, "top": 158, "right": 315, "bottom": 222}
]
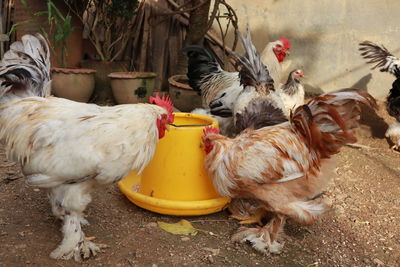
[
  {"left": 275, "top": 198, "right": 330, "bottom": 225},
  {"left": 231, "top": 214, "right": 286, "bottom": 254},
  {"left": 385, "top": 120, "right": 400, "bottom": 152},
  {"left": 49, "top": 181, "right": 101, "bottom": 262},
  {"left": 231, "top": 198, "right": 329, "bottom": 254}
]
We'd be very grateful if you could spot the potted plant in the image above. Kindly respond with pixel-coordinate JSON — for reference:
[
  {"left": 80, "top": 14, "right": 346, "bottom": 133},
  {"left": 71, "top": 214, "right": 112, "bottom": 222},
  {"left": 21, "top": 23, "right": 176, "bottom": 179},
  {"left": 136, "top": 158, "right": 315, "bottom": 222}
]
[
  {"left": 108, "top": 72, "right": 156, "bottom": 104},
  {"left": 63, "top": 0, "right": 144, "bottom": 103},
  {"left": 11, "top": 0, "right": 96, "bottom": 102},
  {"left": 168, "top": 74, "right": 202, "bottom": 112}
]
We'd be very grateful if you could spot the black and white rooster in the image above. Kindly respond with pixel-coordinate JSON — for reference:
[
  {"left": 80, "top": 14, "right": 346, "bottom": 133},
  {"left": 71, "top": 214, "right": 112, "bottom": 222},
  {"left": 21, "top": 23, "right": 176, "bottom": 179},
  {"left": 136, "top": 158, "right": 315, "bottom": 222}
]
[
  {"left": 359, "top": 41, "right": 400, "bottom": 151},
  {"left": 184, "top": 26, "right": 290, "bottom": 136}
]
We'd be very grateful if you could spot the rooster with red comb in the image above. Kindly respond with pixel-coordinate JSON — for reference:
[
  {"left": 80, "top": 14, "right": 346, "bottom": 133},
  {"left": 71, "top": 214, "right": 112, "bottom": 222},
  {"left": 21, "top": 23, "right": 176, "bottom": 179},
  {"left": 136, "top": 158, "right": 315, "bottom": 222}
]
[
  {"left": 184, "top": 24, "right": 291, "bottom": 136},
  {"left": 0, "top": 34, "right": 174, "bottom": 262},
  {"left": 260, "top": 37, "right": 291, "bottom": 88}
]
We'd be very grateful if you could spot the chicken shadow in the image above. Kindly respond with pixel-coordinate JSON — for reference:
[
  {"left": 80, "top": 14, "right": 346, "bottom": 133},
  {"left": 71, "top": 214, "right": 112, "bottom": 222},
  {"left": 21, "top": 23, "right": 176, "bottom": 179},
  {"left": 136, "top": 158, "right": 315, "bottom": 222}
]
[{"left": 350, "top": 74, "right": 389, "bottom": 139}]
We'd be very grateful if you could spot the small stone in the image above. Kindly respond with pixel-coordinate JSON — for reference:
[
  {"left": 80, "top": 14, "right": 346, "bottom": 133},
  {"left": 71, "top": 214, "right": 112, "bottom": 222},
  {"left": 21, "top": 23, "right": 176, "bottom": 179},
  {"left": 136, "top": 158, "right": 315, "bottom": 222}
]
[
  {"left": 14, "top": 244, "right": 27, "bottom": 249},
  {"left": 152, "top": 264, "right": 158, "bottom": 267},
  {"left": 207, "top": 255, "right": 215, "bottom": 264},
  {"left": 336, "top": 193, "right": 348, "bottom": 201},
  {"left": 33, "top": 189, "right": 40, "bottom": 192},
  {"left": 203, "top": 247, "right": 220, "bottom": 256},
  {"left": 146, "top": 222, "right": 158, "bottom": 228},
  {"left": 181, "top": 237, "right": 190, "bottom": 242},
  {"left": 373, "top": 258, "right": 384, "bottom": 266}
]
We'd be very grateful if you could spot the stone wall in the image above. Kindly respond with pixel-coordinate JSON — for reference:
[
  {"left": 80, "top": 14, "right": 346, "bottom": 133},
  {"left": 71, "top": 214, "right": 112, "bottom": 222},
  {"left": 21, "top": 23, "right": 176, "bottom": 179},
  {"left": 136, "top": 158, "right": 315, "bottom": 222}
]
[{"left": 218, "top": 0, "right": 400, "bottom": 99}]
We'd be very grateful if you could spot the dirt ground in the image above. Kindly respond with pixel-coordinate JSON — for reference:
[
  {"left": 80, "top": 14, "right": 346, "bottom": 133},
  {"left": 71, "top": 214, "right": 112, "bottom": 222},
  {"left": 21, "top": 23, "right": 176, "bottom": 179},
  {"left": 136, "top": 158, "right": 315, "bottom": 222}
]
[{"left": 0, "top": 101, "right": 399, "bottom": 267}]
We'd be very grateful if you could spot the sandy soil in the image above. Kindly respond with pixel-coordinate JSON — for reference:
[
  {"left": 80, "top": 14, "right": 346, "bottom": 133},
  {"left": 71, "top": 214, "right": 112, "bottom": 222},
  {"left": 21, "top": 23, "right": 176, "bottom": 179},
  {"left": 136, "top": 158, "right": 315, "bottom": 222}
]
[{"left": 0, "top": 101, "right": 399, "bottom": 267}]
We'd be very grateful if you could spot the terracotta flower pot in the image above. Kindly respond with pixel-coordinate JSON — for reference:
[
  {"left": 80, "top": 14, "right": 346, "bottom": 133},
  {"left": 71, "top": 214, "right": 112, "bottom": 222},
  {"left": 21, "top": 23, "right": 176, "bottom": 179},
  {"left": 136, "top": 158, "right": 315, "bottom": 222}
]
[
  {"left": 51, "top": 68, "right": 96, "bottom": 102},
  {"left": 81, "top": 60, "right": 129, "bottom": 103},
  {"left": 168, "top": 75, "right": 202, "bottom": 112},
  {"left": 108, "top": 72, "right": 156, "bottom": 104}
]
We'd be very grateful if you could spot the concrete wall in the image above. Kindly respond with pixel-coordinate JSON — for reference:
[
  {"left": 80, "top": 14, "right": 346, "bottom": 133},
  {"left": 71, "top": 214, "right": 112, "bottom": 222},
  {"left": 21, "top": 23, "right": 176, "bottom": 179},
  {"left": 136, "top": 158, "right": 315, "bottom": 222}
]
[{"left": 217, "top": 0, "right": 400, "bottom": 99}]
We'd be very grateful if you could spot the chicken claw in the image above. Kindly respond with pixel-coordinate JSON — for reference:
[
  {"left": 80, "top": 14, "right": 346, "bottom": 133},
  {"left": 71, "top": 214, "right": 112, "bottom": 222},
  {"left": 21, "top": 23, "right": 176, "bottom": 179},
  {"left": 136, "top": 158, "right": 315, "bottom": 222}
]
[
  {"left": 231, "top": 227, "right": 283, "bottom": 255},
  {"left": 391, "top": 145, "right": 400, "bottom": 153},
  {"left": 85, "top": 236, "right": 96, "bottom": 242},
  {"left": 50, "top": 239, "right": 101, "bottom": 262}
]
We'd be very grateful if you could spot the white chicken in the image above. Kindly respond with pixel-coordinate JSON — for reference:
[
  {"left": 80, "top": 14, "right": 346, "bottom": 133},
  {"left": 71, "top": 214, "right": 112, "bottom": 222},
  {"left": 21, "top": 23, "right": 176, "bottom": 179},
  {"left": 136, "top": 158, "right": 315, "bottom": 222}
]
[
  {"left": 0, "top": 34, "right": 174, "bottom": 261},
  {"left": 260, "top": 36, "right": 291, "bottom": 89}
]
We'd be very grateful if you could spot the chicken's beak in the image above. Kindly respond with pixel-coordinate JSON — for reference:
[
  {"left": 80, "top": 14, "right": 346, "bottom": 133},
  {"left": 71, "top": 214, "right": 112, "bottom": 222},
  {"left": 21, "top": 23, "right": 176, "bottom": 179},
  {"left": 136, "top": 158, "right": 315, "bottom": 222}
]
[
  {"left": 166, "top": 124, "right": 171, "bottom": 132},
  {"left": 284, "top": 50, "right": 290, "bottom": 56}
]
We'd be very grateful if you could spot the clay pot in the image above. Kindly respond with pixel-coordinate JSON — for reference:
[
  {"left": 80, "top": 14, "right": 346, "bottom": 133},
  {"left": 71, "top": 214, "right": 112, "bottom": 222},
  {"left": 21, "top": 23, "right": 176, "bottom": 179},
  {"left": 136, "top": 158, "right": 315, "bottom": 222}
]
[
  {"left": 81, "top": 60, "right": 129, "bottom": 103},
  {"left": 168, "top": 75, "right": 202, "bottom": 112},
  {"left": 108, "top": 72, "right": 156, "bottom": 104},
  {"left": 51, "top": 68, "right": 96, "bottom": 102}
]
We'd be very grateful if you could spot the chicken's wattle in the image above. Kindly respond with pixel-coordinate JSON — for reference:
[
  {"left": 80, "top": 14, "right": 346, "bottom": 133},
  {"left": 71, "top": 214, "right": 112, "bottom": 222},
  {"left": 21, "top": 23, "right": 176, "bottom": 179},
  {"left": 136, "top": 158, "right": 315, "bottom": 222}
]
[
  {"left": 156, "top": 118, "right": 167, "bottom": 139},
  {"left": 275, "top": 51, "right": 287, "bottom": 63}
]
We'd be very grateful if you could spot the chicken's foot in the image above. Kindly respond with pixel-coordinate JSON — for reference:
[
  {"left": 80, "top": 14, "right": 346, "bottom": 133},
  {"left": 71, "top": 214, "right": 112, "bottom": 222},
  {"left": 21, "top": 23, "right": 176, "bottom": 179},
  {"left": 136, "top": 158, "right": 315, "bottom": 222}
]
[
  {"left": 391, "top": 145, "right": 400, "bottom": 153},
  {"left": 231, "top": 214, "right": 286, "bottom": 255},
  {"left": 50, "top": 214, "right": 101, "bottom": 262},
  {"left": 230, "top": 209, "right": 266, "bottom": 225}
]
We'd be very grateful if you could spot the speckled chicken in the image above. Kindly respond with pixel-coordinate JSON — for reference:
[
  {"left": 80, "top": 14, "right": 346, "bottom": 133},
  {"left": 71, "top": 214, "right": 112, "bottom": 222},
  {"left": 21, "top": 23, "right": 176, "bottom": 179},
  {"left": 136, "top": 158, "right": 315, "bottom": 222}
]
[{"left": 201, "top": 42, "right": 376, "bottom": 254}]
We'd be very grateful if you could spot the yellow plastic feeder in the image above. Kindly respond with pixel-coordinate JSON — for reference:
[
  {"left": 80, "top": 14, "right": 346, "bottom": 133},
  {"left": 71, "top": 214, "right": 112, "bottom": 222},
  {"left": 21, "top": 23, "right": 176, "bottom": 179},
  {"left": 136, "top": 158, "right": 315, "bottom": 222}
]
[{"left": 118, "top": 112, "right": 230, "bottom": 216}]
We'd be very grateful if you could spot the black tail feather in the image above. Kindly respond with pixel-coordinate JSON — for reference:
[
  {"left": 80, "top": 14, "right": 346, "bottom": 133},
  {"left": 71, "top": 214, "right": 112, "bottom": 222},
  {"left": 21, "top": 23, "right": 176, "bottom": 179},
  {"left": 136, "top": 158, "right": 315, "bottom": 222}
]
[
  {"left": 182, "top": 45, "right": 221, "bottom": 92},
  {"left": 233, "top": 24, "right": 274, "bottom": 90},
  {"left": 359, "top": 41, "right": 400, "bottom": 78},
  {"left": 235, "top": 98, "right": 287, "bottom": 134}
]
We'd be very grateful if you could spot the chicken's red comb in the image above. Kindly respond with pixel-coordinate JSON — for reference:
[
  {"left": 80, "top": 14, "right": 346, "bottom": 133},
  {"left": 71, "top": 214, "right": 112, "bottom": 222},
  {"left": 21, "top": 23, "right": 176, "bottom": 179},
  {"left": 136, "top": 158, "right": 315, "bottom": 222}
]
[
  {"left": 203, "top": 126, "right": 220, "bottom": 135},
  {"left": 149, "top": 93, "right": 174, "bottom": 115},
  {"left": 279, "top": 38, "right": 291, "bottom": 50}
]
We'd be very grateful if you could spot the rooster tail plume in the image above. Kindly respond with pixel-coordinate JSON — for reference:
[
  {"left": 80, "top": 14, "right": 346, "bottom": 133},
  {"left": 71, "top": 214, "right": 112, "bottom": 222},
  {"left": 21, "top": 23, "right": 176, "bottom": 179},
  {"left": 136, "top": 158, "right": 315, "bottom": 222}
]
[
  {"left": 233, "top": 24, "right": 274, "bottom": 90},
  {"left": 0, "top": 33, "right": 51, "bottom": 103},
  {"left": 291, "top": 88, "right": 377, "bottom": 158},
  {"left": 182, "top": 45, "right": 221, "bottom": 92},
  {"left": 359, "top": 41, "right": 400, "bottom": 78}
]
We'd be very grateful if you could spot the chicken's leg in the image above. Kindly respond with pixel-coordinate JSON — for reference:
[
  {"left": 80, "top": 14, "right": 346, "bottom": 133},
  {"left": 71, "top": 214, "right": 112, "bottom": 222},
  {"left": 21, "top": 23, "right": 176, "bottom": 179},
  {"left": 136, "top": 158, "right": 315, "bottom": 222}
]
[
  {"left": 49, "top": 182, "right": 101, "bottom": 261},
  {"left": 49, "top": 213, "right": 100, "bottom": 261},
  {"left": 276, "top": 198, "right": 330, "bottom": 225}
]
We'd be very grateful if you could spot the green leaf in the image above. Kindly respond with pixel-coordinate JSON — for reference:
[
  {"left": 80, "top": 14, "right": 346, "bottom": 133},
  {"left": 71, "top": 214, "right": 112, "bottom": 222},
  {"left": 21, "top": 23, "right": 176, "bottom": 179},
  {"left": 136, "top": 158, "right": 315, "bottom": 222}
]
[
  {"left": 19, "top": 0, "right": 28, "bottom": 8},
  {"left": 157, "top": 220, "right": 198, "bottom": 236},
  {"left": 55, "top": 33, "right": 65, "bottom": 41},
  {"left": 34, "top": 11, "right": 48, "bottom": 16}
]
